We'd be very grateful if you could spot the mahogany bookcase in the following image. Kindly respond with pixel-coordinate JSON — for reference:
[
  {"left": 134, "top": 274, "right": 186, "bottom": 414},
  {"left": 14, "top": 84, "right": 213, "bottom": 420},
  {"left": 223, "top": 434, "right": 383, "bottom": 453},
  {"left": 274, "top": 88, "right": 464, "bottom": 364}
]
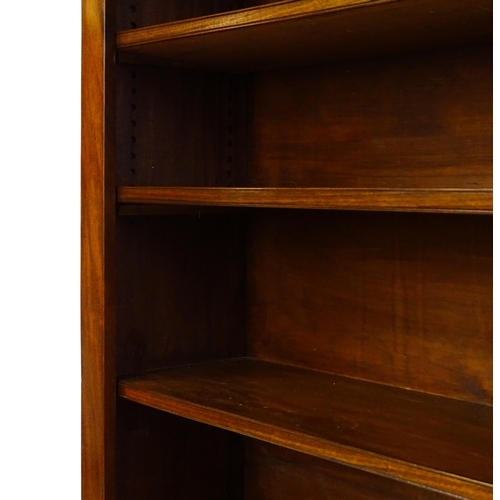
[{"left": 82, "top": 0, "right": 492, "bottom": 498}]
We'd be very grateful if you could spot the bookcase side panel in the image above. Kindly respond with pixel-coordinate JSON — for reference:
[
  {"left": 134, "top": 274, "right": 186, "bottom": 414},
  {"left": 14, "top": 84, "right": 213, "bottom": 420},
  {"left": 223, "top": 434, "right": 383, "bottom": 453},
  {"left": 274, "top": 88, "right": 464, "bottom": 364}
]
[
  {"left": 115, "top": 214, "right": 247, "bottom": 376},
  {"left": 114, "top": 214, "right": 247, "bottom": 498},
  {"left": 82, "top": 0, "right": 117, "bottom": 498},
  {"left": 116, "top": 65, "right": 248, "bottom": 187},
  {"left": 117, "top": 401, "right": 245, "bottom": 500}
]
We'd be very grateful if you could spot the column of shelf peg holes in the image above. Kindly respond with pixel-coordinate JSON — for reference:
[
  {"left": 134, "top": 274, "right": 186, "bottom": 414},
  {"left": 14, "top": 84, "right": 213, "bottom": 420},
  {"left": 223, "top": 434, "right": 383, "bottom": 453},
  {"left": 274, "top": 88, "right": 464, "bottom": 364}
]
[
  {"left": 129, "top": 4, "right": 138, "bottom": 180},
  {"left": 226, "top": 77, "right": 235, "bottom": 187},
  {"left": 129, "top": 68, "right": 137, "bottom": 179}
]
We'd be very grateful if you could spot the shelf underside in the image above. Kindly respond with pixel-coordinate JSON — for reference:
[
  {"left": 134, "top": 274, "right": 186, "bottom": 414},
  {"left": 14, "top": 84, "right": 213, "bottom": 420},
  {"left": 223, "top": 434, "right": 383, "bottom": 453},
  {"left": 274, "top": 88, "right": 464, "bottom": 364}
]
[
  {"left": 119, "top": 358, "right": 492, "bottom": 499},
  {"left": 117, "top": 0, "right": 492, "bottom": 71},
  {"left": 117, "top": 187, "right": 492, "bottom": 214}
]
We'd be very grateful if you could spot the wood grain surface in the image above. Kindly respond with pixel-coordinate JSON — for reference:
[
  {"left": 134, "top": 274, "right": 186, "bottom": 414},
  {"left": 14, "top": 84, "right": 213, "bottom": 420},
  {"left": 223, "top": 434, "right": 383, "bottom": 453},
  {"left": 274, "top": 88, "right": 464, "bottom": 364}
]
[
  {"left": 118, "top": 186, "right": 492, "bottom": 213},
  {"left": 116, "top": 0, "right": 492, "bottom": 71},
  {"left": 249, "top": 46, "right": 492, "bottom": 189},
  {"left": 115, "top": 45, "right": 492, "bottom": 193},
  {"left": 246, "top": 441, "right": 459, "bottom": 499},
  {"left": 248, "top": 210, "right": 492, "bottom": 405},
  {"left": 115, "top": 65, "right": 248, "bottom": 187},
  {"left": 119, "top": 358, "right": 492, "bottom": 498},
  {"left": 115, "top": 215, "right": 247, "bottom": 376},
  {"left": 81, "top": 0, "right": 116, "bottom": 498},
  {"left": 117, "top": 400, "right": 245, "bottom": 500},
  {"left": 116, "top": 0, "right": 277, "bottom": 31}
]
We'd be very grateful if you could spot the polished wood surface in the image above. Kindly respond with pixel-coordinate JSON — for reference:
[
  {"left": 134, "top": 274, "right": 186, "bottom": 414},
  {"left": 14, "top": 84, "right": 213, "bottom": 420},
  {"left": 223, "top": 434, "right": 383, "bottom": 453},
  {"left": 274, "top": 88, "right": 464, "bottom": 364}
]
[
  {"left": 116, "top": 0, "right": 492, "bottom": 71},
  {"left": 119, "top": 358, "right": 492, "bottom": 498},
  {"left": 116, "top": 0, "right": 277, "bottom": 31},
  {"left": 115, "top": 65, "right": 247, "bottom": 187},
  {"left": 115, "top": 215, "right": 247, "bottom": 376},
  {"left": 115, "top": 45, "right": 492, "bottom": 192},
  {"left": 248, "top": 211, "right": 492, "bottom": 405},
  {"left": 117, "top": 400, "right": 245, "bottom": 499},
  {"left": 246, "top": 441, "right": 458, "bottom": 499},
  {"left": 117, "top": 204, "right": 248, "bottom": 216},
  {"left": 118, "top": 186, "right": 492, "bottom": 213},
  {"left": 81, "top": 0, "right": 116, "bottom": 498},
  {"left": 249, "top": 46, "right": 492, "bottom": 189}
]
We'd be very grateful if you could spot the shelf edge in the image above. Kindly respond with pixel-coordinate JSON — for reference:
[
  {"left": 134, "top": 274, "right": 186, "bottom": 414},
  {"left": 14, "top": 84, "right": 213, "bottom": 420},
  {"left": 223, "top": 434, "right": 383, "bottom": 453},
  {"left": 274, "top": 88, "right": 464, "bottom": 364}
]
[
  {"left": 119, "top": 382, "right": 492, "bottom": 499},
  {"left": 117, "top": 0, "right": 389, "bottom": 48},
  {"left": 117, "top": 187, "right": 493, "bottom": 214}
]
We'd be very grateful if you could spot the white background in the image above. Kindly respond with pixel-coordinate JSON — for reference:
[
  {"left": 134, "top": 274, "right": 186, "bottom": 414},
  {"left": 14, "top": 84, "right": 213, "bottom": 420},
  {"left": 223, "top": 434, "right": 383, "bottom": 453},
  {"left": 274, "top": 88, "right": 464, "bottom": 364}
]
[
  {"left": 0, "top": 1, "right": 495, "bottom": 498},
  {"left": 1, "top": 1, "right": 81, "bottom": 498}
]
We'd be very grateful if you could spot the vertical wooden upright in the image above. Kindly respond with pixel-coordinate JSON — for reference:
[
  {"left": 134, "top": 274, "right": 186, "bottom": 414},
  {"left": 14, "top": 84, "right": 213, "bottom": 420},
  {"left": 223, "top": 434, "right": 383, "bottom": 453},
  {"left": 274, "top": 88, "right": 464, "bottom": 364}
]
[{"left": 81, "top": 0, "right": 116, "bottom": 498}]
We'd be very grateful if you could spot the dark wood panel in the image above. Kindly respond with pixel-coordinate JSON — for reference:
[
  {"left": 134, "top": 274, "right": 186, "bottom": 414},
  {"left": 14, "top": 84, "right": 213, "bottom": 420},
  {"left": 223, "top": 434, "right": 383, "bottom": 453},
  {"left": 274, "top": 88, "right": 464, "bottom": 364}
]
[
  {"left": 116, "top": 0, "right": 276, "bottom": 31},
  {"left": 117, "top": 186, "right": 492, "bottom": 213},
  {"left": 116, "top": 0, "right": 492, "bottom": 71},
  {"left": 115, "top": 214, "right": 247, "bottom": 376},
  {"left": 248, "top": 211, "right": 492, "bottom": 404},
  {"left": 118, "top": 0, "right": 237, "bottom": 30},
  {"left": 116, "top": 65, "right": 247, "bottom": 187},
  {"left": 246, "top": 441, "right": 458, "bottom": 500},
  {"left": 81, "top": 0, "right": 116, "bottom": 499},
  {"left": 118, "top": 358, "right": 492, "bottom": 497},
  {"left": 249, "top": 46, "right": 492, "bottom": 188},
  {"left": 118, "top": 204, "right": 249, "bottom": 216},
  {"left": 117, "top": 400, "right": 245, "bottom": 500}
]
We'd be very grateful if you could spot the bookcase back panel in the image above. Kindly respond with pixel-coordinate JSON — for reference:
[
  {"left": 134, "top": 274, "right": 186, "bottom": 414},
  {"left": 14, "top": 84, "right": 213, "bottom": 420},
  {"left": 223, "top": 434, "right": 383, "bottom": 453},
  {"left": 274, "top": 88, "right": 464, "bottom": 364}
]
[
  {"left": 117, "top": 400, "right": 245, "bottom": 500},
  {"left": 117, "top": 0, "right": 280, "bottom": 30},
  {"left": 248, "top": 210, "right": 492, "bottom": 404},
  {"left": 116, "top": 65, "right": 248, "bottom": 187},
  {"left": 116, "top": 215, "right": 247, "bottom": 376},
  {"left": 245, "top": 440, "right": 456, "bottom": 500},
  {"left": 249, "top": 45, "right": 492, "bottom": 188}
]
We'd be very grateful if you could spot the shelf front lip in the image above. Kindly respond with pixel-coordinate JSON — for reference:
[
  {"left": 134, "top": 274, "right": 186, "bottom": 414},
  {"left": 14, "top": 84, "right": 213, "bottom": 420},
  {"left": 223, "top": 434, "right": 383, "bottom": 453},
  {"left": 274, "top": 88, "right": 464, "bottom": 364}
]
[
  {"left": 117, "top": 0, "right": 387, "bottom": 49},
  {"left": 116, "top": 0, "right": 492, "bottom": 71},
  {"left": 118, "top": 379, "right": 492, "bottom": 500},
  {"left": 117, "top": 187, "right": 493, "bottom": 214}
]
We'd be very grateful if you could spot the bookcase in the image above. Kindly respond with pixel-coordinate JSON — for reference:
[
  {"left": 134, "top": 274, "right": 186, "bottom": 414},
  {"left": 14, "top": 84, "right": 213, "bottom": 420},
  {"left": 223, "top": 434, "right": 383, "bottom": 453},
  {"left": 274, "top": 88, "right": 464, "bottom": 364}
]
[{"left": 81, "top": 0, "right": 492, "bottom": 498}]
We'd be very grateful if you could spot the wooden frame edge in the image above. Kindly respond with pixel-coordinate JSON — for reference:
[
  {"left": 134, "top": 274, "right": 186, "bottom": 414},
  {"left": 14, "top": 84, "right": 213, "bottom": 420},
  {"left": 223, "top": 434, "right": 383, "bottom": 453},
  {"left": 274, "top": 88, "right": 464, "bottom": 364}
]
[{"left": 81, "top": 0, "right": 116, "bottom": 498}]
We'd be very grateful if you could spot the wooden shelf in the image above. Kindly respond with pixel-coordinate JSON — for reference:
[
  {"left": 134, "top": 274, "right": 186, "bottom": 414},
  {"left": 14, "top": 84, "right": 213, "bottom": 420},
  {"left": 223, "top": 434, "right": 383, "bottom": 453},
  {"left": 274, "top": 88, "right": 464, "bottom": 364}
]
[
  {"left": 116, "top": 0, "right": 492, "bottom": 71},
  {"left": 117, "top": 187, "right": 492, "bottom": 214},
  {"left": 119, "top": 358, "right": 492, "bottom": 499}
]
